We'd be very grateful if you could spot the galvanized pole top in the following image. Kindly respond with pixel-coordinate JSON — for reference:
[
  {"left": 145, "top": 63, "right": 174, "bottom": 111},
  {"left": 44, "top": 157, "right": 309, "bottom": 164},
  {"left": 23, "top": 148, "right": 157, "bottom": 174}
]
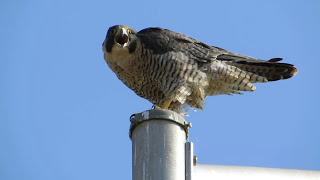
[{"left": 129, "top": 109, "right": 192, "bottom": 139}]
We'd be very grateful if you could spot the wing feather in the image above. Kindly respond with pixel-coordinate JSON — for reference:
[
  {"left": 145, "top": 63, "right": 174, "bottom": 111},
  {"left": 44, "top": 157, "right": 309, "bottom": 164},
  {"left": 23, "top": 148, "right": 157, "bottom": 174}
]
[{"left": 137, "top": 27, "right": 297, "bottom": 81}]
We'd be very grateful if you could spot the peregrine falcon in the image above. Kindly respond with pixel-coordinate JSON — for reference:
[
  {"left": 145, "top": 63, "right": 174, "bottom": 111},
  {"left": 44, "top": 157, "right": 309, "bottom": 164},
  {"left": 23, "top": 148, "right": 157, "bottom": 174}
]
[{"left": 102, "top": 25, "right": 298, "bottom": 114}]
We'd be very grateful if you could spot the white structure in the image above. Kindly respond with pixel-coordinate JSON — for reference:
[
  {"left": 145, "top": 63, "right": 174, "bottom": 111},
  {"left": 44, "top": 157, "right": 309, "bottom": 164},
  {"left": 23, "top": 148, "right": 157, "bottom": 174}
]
[{"left": 130, "top": 109, "right": 320, "bottom": 180}]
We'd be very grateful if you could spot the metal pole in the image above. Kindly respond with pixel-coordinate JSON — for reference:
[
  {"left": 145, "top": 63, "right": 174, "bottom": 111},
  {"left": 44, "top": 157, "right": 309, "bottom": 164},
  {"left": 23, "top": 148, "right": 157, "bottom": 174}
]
[
  {"left": 129, "top": 109, "right": 191, "bottom": 180},
  {"left": 193, "top": 164, "right": 320, "bottom": 180},
  {"left": 186, "top": 140, "right": 320, "bottom": 180},
  {"left": 129, "top": 110, "right": 320, "bottom": 180}
]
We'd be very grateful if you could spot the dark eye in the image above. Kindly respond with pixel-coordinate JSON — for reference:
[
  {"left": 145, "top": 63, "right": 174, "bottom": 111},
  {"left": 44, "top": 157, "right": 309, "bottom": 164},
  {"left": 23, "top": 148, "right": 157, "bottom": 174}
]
[{"left": 128, "top": 29, "right": 132, "bottom": 34}]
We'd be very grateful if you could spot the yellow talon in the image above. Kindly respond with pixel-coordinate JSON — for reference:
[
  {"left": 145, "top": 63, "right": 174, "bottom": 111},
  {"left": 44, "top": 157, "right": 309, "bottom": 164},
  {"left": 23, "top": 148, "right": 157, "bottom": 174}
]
[
  {"left": 161, "top": 99, "right": 172, "bottom": 109},
  {"left": 153, "top": 99, "right": 172, "bottom": 110}
]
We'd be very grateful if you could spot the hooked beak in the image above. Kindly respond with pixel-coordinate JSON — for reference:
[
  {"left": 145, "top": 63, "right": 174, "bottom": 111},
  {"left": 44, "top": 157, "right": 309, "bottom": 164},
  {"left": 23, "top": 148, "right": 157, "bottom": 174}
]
[{"left": 115, "top": 28, "right": 129, "bottom": 47}]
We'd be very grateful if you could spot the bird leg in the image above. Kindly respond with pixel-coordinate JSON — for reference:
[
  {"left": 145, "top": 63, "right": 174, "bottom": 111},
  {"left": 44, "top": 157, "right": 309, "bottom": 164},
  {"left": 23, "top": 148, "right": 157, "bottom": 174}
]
[
  {"left": 161, "top": 99, "right": 172, "bottom": 109},
  {"left": 153, "top": 99, "right": 172, "bottom": 110}
]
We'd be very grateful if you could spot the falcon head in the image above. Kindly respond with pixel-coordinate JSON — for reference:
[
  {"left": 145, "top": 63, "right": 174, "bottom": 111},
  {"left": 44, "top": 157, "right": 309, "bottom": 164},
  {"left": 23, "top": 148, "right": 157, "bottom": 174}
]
[{"left": 103, "top": 25, "right": 138, "bottom": 53}]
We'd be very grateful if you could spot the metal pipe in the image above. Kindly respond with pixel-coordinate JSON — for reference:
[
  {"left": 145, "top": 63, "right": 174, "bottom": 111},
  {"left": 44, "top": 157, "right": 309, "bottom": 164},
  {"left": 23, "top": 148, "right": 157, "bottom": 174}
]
[
  {"left": 130, "top": 109, "right": 191, "bottom": 180},
  {"left": 185, "top": 142, "right": 194, "bottom": 180},
  {"left": 129, "top": 109, "right": 320, "bottom": 180},
  {"left": 193, "top": 164, "right": 320, "bottom": 180}
]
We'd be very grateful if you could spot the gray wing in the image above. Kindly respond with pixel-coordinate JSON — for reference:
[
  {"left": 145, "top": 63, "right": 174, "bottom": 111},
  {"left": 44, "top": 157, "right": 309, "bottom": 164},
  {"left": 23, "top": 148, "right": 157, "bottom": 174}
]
[
  {"left": 137, "top": 27, "right": 220, "bottom": 62},
  {"left": 137, "top": 27, "right": 298, "bottom": 81}
]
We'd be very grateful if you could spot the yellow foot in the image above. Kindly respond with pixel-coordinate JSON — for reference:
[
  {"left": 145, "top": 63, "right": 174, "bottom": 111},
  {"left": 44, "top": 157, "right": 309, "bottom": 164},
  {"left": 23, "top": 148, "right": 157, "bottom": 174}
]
[
  {"left": 153, "top": 99, "right": 172, "bottom": 110},
  {"left": 161, "top": 99, "right": 172, "bottom": 109}
]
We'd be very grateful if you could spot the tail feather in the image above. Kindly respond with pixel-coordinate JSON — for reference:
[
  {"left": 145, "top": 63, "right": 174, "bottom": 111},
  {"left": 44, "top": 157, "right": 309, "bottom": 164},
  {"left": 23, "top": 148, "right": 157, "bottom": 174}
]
[
  {"left": 217, "top": 54, "right": 298, "bottom": 81},
  {"left": 228, "top": 62, "right": 298, "bottom": 81}
]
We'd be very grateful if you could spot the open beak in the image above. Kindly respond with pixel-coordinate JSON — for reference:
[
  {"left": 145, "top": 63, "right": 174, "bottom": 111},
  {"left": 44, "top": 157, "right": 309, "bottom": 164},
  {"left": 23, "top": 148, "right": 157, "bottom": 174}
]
[{"left": 115, "top": 28, "right": 129, "bottom": 47}]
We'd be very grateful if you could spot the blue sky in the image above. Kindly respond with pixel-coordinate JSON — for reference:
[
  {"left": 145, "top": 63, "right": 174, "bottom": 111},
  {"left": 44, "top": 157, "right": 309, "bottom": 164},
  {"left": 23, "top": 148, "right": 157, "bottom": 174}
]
[{"left": 1, "top": 0, "right": 320, "bottom": 179}]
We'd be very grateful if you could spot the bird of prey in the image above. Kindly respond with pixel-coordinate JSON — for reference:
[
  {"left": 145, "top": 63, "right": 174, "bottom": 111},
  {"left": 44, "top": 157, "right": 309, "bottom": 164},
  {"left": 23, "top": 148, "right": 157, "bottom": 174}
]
[{"left": 102, "top": 25, "right": 298, "bottom": 115}]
